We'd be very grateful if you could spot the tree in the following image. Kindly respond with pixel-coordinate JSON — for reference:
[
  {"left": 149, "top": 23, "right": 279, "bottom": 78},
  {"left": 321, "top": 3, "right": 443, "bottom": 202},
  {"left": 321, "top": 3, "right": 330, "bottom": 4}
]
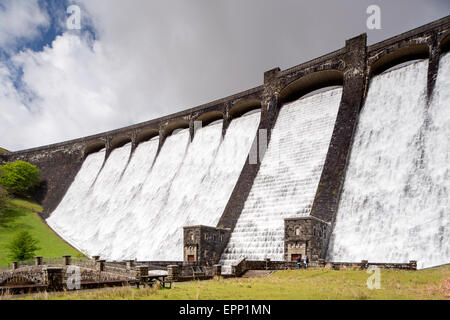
[
  {"left": 7, "top": 230, "right": 40, "bottom": 261},
  {"left": 0, "top": 160, "right": 40, "bottom": 197}
]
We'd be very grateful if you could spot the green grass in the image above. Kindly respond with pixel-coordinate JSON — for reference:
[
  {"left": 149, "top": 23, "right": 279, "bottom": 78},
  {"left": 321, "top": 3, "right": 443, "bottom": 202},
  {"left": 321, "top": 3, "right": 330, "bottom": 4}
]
[
  {"left": 0, "top": 198, "right": 84, "bottom": 266},
  {"left": 0, "top": 147, "right": 9, "bottom": 154},
  {"left": 17, "top": 265, "right": 450, "bottom": 300}
]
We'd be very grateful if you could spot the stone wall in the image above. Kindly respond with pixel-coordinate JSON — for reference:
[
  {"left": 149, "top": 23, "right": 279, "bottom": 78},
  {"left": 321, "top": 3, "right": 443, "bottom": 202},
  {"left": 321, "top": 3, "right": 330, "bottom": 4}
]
[
  {"left": 5, "top": 143, "right": 86, "bottom": 217},
  {"left": 323, "top": 260, "right": 417, "bottom": 271},
  {"left": 284, "top": 217, "right": 331, "bottom": 262},
  {"left": 230, "top": 258, "right": 417, "bottom": 276},
  {"left": 3, "top": 16, "right": 449, "bottom": 259},
  {"left": 183, "top": 225, "right": 231, "bottom": 265}
]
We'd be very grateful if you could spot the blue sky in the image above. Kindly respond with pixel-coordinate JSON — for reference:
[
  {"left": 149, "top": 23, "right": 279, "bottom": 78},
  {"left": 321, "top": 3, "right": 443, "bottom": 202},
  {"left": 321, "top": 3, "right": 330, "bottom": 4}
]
[{"left": 0, "top": 0, "right": 449, "bottom": 151}]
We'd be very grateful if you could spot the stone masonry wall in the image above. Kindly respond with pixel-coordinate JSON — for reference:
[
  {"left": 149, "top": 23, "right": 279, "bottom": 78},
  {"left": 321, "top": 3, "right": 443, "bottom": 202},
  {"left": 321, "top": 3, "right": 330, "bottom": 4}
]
[
  {"left": 183, "top": 226, "right": 231, "bottom": 265},
  {"left": 3, "top": 16, "right": 449, "bottom": 259},
  {"left": 284, "top": 217, "right": 331, "bottom": 262}
]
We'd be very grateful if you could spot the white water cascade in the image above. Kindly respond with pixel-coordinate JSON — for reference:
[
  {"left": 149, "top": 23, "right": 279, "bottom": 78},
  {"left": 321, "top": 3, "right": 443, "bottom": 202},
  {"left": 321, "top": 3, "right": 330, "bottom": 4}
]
[
  {"left": 327, "top": 55, "right": 450, "bottom": 269},
  {"left": 47, "top": 149, "right": 107, "bottom": 249},
  {"left": 47, "top": 111, "right": 260, "bottom": 261},
  {"left": 220, "top": 88, "right": 342, "bottom": 267}
]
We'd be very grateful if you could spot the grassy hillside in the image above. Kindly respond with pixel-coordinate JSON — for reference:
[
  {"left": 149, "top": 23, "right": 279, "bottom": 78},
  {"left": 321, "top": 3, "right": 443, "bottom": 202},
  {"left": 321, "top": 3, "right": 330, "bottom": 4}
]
[
  {"left": 0, "top": 147, "right": 9, "bottom": 154},
  {"left": 0, "top": 198, "right": 84, "bottom": 266},
  {"left": 20, "top": 265, "right": 450, "bottom": 300}
]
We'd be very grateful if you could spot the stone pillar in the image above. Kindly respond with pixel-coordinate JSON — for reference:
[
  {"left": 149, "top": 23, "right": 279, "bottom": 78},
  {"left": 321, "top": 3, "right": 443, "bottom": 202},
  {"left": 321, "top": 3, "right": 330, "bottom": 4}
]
[
  {"left": 216, "top": 86, "right": 275, "bottom": 231},
  {"left": 130, "top": 131, "right": 138, "bottom": 153},
  {"left": 213, "top": 264, "right": 222, "bottom": 277},
  {"left": 310, "top": 33, "right": 367, "bottom": 224},
  {"left": 167, "top": 265, "right": 180, "bottom": 281},
  {"left": 157, "top": 126, "right": 167, "bottom": 154},
  {"left": 92, "top": 255, "right": 100, "bottom": 262},
  {"left": 43, "top": 267, "right": 64, "bottom": 291},
  {"left": 12, "top": 261, "right": 18, "bottom": 270},
  {"left": 265, "top": 258, "right": 271, "bottom": 270},
  {"left": 105, "top": 137, "right": 112, "bottom": 160},
  {"left": 62, "top": 255, "right": 71, "bottom": 266},
  {"left": 136, "top": 266, "right": 149, "bottom": 281},
  {"left": 360, "top": 260, "right": 369, "bottom": 270},
  {"left": 96, "top": 260, "right": 105, "bottom": 272},
  {"left": 222, "top": 103, "right": 231, "bottom": 137},
  {"left": 35, "top": 256, "right": 43, "bottom": 266},
  {"left": 189, "top": 119, "right": 195, "bottom": 142},
  {"left": 427, "top": 33, "right": 439, "bottom": 100},
  {"left": 309, "top": 33, "right": 368, "bottom": 258},
  {"left": 409, "top": 260, "right": 417, "bottom": 270},
  {"left": 262, "top": 67, "right": 281, "bottom": 129}
]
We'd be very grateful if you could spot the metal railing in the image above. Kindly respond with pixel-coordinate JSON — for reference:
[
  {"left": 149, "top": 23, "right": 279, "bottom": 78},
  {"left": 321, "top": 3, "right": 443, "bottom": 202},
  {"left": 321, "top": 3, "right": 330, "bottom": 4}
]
[
  {"left": 42, "top": 257, "right": 62, "bottom": 265},
  {"left": 71, "top": 257, "right": 95, "bottom": 266},
  {"left": 180, "top": 265, "right": 214, "bottom": 277}
]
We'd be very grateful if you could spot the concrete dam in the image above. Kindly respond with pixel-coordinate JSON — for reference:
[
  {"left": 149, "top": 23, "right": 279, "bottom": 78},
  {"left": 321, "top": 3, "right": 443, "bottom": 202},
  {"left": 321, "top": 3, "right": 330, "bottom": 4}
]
[{"left": 2, "top": 16, "right": 449, "bottom": 270}]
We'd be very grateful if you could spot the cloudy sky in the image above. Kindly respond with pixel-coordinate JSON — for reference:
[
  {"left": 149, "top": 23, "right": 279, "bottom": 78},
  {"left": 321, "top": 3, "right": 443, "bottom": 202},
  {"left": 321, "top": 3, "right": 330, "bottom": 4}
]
[{"left": 0, "top": 0, "right": 449, "bottom": 151}]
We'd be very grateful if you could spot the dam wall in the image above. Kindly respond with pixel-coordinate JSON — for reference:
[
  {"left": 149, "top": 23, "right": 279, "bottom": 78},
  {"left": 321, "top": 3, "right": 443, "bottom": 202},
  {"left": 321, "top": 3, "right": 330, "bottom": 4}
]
[{"left": 3, "top": 16, "right": 450, "bottom": 264}]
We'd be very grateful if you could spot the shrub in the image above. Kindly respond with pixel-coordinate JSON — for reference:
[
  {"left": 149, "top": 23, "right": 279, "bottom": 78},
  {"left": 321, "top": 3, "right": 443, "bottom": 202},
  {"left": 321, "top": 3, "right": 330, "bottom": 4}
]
[
  {"left": 7, "top": 230, "right": 40, "bottom": 261},
  {"left": 0, "top": 161, "right": 40, "bottom": 197},
  {"left": 0, "top": 186, "right": 8, "bottom": 212}
]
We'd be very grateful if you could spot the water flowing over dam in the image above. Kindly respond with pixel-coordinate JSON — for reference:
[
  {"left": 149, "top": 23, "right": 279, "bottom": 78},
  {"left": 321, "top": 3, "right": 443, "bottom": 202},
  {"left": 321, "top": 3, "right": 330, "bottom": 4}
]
[
  {"left": 220, "top": 88, "right": 342, "bottom": 266},
  {"left": 6, "top": 18, "right": 446, "bottom": 269},
  {"left": 47, "top": 111, "right": 261, "bottom": 260},
  {"left": 327, "top": 55, "right": 450, "bottom": 269}
]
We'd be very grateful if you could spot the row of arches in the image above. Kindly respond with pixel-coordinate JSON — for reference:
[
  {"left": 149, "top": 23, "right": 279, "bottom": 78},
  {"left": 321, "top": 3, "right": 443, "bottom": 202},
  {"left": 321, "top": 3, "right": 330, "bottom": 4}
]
[
  {"left": 370, "top": 32, "right": 450, "bottom": 75},
  {"left": 83, "top": 99, "right": 263, "bottom": 157},
  {"left": 83, "top": 32, "right": 450, "bottom": 158},
  {"left": 280, "top": 32, "right": 450, "bottom": 104}
]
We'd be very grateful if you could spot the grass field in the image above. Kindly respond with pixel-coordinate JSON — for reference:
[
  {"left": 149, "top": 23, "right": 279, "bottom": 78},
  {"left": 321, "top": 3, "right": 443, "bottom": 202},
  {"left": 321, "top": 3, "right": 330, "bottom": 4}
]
[
  {"left": 0, "top": 198, "right": 83, "bottom": 267},
  {"left": 15, "top": 264, "right": 450, "bottom": 300},
  {"left": 0, "top": 147, "right": 9, "bottom": 153}
]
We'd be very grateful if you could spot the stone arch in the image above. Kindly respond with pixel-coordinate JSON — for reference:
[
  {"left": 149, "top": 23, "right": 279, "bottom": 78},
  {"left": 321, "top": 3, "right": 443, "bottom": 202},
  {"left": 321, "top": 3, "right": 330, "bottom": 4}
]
[
  {"left": 84, "top": 140, "right": 106, "bottom": 157},
  {"left": 163, "top": 119, "right": 190, "bottom": 137},
  {"left": 229, "top": 99, "right": 261, "bottom": 119},
  {"left": 370, "top": 43, "right": 429, "bottom": 76},
  {"left": 110, "top": 135, "right": 132, "bottom": 149},
  {"left": 195, "top": 111, "right": 224, "bottom": 126},
  {"left": 136, "top": 128, "right": 159, "bottom": 144},
  {"left": 279, "top": 70, "right": 344, "bottom": 104},
  {"left": 439, "top": 33, "right": 450, "bottom": 54}
]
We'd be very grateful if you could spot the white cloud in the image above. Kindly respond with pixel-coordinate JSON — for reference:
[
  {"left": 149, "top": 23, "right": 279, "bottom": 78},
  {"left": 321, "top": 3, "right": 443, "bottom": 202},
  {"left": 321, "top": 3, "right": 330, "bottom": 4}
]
[
  {"left": 1, "top": 33, "right": 126, "bottom": 150},
  {"left": 0, "top": 0, "right": 49, "bottom": 49},
  {"left": 0, "top": 0, "right": 448, "bottom": 151}
]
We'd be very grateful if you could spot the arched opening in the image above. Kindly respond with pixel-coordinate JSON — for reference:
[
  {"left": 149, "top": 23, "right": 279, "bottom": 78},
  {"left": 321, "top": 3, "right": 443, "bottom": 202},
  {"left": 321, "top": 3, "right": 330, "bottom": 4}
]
[
  {"left": 110, "top": 136, "right": 132, "bottom": 149},
  {"left": 163, "top": 119, "right": 190, "bottom": 137},
  {"left": 195, "top": 111, "right": 224, "bottom": 127},
  {"left": 370, "top": 44, "right": 429, "bottom": 76},
  {"left": 379, "top": 59, "right": 426, "bottom": 75},
  {"left": 136, "top": 128, "right": 159, "bottom": 144},
  {"left": 300, "top": 85, "right": 343, "bottom": 99},
  {"left": 84, "top": 140, "right": 106, "bottom": 157},
  {"left": 279, "top": 70, "right": 344, "bottom": 104},
  {"left": 439, "top": 33, "right": 450, "bottom": 55},
  {"left": 229, "top": 99, "right": 261, "bottom": 119}
]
